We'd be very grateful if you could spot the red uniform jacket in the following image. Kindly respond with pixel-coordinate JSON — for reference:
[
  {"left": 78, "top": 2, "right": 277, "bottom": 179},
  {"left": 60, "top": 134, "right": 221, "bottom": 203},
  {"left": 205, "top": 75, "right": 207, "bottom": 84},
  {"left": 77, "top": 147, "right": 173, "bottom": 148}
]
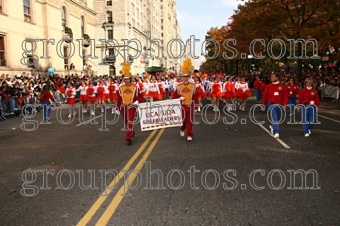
[
  {"left": 117, "top": 84, "right": 142, "bottom": 109},
  {"left": 286, "top": 84, "right": 300, "bottom": 98},
  {"left": 298, "top": 87, "right": 320, "bottom": 107},
  {"left": 262, "top": 82, "right": 288, "bottom": 105}
]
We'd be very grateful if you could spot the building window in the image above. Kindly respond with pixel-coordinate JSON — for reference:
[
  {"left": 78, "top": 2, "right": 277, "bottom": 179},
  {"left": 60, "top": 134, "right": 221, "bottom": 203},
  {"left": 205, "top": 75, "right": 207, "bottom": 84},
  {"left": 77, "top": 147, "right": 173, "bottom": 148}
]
[
  {"left": 25, "top": 40, "right": 36, "bottom": 68},
  {"left": 0, "top": 0, "right": 3, "bottom": 14},
  {"left": 109, "top": 65, "right": 115, "bottom": 76},
  {"left": 64, "top": 46, "right": 69, "bottom": 69},
  {"left": 106, "top": 0, "right": 112, "bottom": 6},
  {"left": 23, "top": 0, "right": 31, "bottom": 22},
  {"left": 107, "top": 11, "right": 112, "bottom": 23},
  {"left": 62, "top": 7, "right": 66, "bottom": 29},
  {"left": 81, "top": 16, "right": 85, "bottom": 37},
  {"left": 0, "top": 35, "right": 5, "bottom": 66},
  {"left": 107, "top": 30, "right": 113, "bottom": 39}
]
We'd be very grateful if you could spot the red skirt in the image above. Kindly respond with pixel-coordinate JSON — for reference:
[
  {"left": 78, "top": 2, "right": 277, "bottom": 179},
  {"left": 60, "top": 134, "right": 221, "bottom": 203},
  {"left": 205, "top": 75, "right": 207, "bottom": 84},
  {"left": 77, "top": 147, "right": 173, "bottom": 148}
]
[
  {"left": 210, "top": 91, "right": 223, "bottom": 98},
  {"left": 224, "top": 92, "right": 235, "bottom": 99},
  {"left": 147, "top": 91, "right": 159, "bottom": 99},
  {"left": 196, "top": 86, "right": 207, "bottom": 98},
  {"left": 67, "top": 98, "right": 75, "bottom": 105},
  {"left": 87, "top": 96, "right": 96, "bottom": 103},
  {"left": 109, "top": 93, "right": 118, "bottom": 100},
  {"left": 236, "top": 89, "right": 251, "bottom": 100},
  {"left": 79, "top": 95, "right": 87, "bottom": 102},
  {"left": 97, "top": 93, "right": 105, "bottom": 101}
]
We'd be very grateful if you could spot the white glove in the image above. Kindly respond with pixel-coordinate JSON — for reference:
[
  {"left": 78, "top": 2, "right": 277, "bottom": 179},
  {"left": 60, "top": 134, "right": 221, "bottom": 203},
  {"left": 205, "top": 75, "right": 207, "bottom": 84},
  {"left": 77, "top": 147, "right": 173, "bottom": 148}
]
[
  {"left": 133, "top": 100, "right": 139, "bottom": 105},
  {"left": 179, "top": 97, "right": 185, "bottom": 101}
]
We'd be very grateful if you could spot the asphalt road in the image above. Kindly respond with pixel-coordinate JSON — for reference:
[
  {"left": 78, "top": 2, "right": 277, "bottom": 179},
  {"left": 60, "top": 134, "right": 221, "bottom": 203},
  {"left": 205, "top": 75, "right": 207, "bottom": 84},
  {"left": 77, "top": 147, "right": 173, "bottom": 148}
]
[{"left": 0, "top": 97, "right": 339, "bottom": 226}]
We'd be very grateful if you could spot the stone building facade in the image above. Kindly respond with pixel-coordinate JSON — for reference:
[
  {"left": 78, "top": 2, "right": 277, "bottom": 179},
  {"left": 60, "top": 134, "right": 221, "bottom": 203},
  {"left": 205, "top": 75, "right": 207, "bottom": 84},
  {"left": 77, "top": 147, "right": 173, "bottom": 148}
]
[
  {"left": 0, "top": 0, "right": 96, "bottom": 77},
  {"left": 93, "top": 0, "right": 181, "bottom": 76}
]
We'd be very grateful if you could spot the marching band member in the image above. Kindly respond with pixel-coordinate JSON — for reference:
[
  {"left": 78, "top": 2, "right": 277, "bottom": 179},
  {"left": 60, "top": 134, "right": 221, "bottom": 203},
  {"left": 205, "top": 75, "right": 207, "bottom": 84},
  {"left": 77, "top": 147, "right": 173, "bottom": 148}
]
[
  {"left": 286, "top": 77, "right": 300, "bottom": 116},
  {"left": 65, "top": 82, "right": 76, "bottom": 118},
  {"left": 254, "top": 76, "right": 263, "bottom": 104},
  {"left": 172, "top": 59, "right": 198, "bottom": 142},
  {"left": 261, "top": 72, "right": 288, "bottom": 138},
  {"left": 117, "top": 61, "right": 141, "bottom": 145},
  {"left": 297, "top": 78, "right": 320, "bottom": 137}
]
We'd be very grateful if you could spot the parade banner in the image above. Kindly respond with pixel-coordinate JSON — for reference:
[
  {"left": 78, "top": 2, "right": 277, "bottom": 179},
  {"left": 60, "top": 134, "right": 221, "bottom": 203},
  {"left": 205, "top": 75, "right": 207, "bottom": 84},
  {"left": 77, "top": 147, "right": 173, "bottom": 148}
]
[{"left": 138, "top": 99, "right": 182, "bottom": 131}]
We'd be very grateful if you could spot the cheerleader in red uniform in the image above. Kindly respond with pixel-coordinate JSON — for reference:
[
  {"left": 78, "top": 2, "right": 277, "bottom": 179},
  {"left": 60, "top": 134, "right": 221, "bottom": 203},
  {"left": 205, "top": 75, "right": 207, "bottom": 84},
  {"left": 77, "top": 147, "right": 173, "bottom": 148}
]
[
  {"left": 157, "top": 77, "right": 166, "bottom": 100},
  {"left": 65, "top": 83, "right": 76, "bottom": 118},
  {"left": 96, "top": 80, "right": 105, "bottom": 105},
  {"left": 223, "top": 76, "right": 235, "bottom": 111},
  {"left": 136, "top": 76, "right": 146, "bottom": 102},
  {"left": 146, "top": 75, "right": 160, "bottom": 102},
  {"left": 86, "top": 80, "right": 96, "bottom": 116},
  {"left": 210, "top": 76, "right": 223, "bottom": 111},
  {"left": 193, "top": 75, "right": 206, "bottom": 112},
  {"left": 103, "top": 79, "right": 110, "bottom": 105},
  {"left": 77, "top": 80, "right": 88, "bottom": 113},
  {"left": 236, "top": 77, "right": 251, "bottom": 111}
]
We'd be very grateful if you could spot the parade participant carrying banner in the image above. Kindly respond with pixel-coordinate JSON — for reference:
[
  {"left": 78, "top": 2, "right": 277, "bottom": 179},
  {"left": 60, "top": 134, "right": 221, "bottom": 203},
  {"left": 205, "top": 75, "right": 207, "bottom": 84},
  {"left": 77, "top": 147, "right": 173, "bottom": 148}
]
[
  {"left": 138, "top": 98, "right": 182, "bottom": 131},
  {"left": 117, "top": 61, "right": 142, "bottom": 145},
  {"left": 172, "top": 58, "right": 198, "bottom": 142}
]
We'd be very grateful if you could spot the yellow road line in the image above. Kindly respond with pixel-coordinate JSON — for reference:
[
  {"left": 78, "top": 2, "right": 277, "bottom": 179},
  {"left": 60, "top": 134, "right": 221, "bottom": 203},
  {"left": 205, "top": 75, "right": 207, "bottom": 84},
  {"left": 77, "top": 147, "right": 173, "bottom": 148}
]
[
  {"left": 76, "top": 129, "right": 158, "bottom": 226},
  {"left": 95, "top": 128, "right": 165, "bottom": 226}
]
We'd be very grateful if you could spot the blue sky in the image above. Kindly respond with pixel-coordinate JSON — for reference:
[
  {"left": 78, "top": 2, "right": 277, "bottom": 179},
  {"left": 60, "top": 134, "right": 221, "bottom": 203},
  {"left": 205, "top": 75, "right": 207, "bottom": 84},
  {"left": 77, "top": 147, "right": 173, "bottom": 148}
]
[{"left": 176, "top": 0, "right": 242, "bottom": 69}]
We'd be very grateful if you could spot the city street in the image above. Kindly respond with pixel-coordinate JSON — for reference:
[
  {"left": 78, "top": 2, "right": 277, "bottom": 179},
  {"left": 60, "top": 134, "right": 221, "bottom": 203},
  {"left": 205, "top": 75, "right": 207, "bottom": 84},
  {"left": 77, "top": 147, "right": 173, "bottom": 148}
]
[{"left": 1, "top": 97, "right": 339, "bottom": 226}]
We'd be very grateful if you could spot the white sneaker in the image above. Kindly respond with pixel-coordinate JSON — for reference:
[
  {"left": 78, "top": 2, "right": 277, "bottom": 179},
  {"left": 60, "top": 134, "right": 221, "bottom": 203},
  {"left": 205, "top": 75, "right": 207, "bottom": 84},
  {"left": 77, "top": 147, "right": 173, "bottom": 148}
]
[
  {"left": 308, "top": 130, "right": 311, "bottom": 135},
  {"left": 68, "top": 114, "right": 71, "bottom": 118},
  {"left": 274, "top": 133, "right": 279, "bottom": 138},
  {"left": 91, "top": 111, "right": 94, "bottom": 116},
  {"left": 187, "top": 136, "right": 193, "bottom": 141},
  {"left": 269, "top": 125, "right": 274, "bottom": 134},
  {"left": 305, "top": 133, "right": 310, "bottom": 137},
  {"left": 180, "top": 131, "right": 185, "bottom": 137}
]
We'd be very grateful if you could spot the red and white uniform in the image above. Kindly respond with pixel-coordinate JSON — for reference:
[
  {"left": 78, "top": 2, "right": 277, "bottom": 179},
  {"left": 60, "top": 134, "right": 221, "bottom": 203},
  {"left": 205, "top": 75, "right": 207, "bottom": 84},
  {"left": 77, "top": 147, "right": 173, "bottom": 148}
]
[
  {"left": 77, "top": 85, "right": 88, "bottom": 102},
  {"left": 86, "top": 85, "right": 96, "bottom": 103},
  {"left": 108, "top": 82, "right": 118, "bottom": 101},
  {"left": 97, "top": 84, "right": 105, "bottom": 101},
  {"left": 157, "top": 80, "right": 166, "bottom": 99},
  {"left": 195, "top": 81, "right": 206, "bottom": 99},
  {"left": 224, "top": 81, "right": 235, "bottom": 99},
  {"left": 146, "top": 81, "right": 160, "bottom": 98},
  {"left": 210, "top": 81, "right": 223, "bottom": 98},
  {"left": 298, "top": 87, "right": 320, "bottom": 107},
  {"left": 236, "top": 82, "right": 251, "bottom": 100},
  {"left": 104, "top": 83, "right": 109, "bottom": 99},
  {"left": 66, "top": 87, "right": 76, "bottom": 105}
]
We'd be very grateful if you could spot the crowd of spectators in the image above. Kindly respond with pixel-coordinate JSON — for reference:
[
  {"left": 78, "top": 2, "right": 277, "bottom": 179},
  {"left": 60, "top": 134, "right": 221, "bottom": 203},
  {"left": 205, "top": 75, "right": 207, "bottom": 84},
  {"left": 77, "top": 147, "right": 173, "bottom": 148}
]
[{"left": 0, "top": 69, "right": 339, "bottom": 121}]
